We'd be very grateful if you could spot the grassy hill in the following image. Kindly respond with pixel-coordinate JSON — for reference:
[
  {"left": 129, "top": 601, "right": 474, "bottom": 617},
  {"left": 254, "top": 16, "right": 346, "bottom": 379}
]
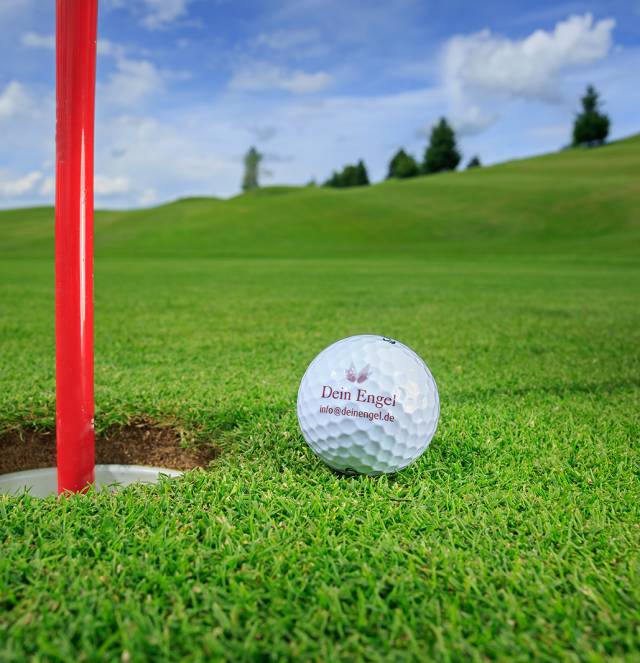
[
  {"left": 2, "top": 134, "right": 639, "bottom": 259},
  {"left": 1, "top": 138, "right": 639, "bottom": 661}
]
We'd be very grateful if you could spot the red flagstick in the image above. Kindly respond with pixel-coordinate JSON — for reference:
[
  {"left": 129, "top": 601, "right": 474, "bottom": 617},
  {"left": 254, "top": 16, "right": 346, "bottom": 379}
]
[{"left": 55, "top": 0, "right": 98, "bottom": 493}]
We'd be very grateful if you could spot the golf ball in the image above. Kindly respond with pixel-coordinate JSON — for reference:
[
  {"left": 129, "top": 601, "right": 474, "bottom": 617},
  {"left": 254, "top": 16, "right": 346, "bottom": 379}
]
[{"left": 297, "top": 335, "right": 439, "bottom": 475}]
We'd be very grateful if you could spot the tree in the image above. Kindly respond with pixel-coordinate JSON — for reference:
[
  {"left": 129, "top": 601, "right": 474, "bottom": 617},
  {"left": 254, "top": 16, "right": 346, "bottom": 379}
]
[
  {"left": 356, "top": 160, "right": 369, "bottom": 186},
  {"left": 324, "top": 160, "right": 370, "bottom": 188},
  {"left": 241, "top": 146, "right": 262, "bottom": 192},
  {"left": 466, "top": 156, "right": 481, "bottom": 169},
  {"left": 423, "top": 118, "right": 461, "bottom": 174},
  {"left": 387, "top": 149, "right": 420, "bottom": 179},
  {"left": 324, "top": 171, "right": 343, "bottom": 188},
  {"left": 341, "top": 164, "right": 360, "bottom": 187},
  {"left": 572, "top": 85, "right": 610, "bottom": 147}
]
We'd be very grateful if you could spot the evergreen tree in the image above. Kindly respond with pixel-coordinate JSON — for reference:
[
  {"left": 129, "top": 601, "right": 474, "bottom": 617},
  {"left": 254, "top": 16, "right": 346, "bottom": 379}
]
[
  {"left": 572, "top": 85, "right": 610, "bottom": 147},
  {"left": 324, "top": 160, "right": 370, "bottom": 188},
  {"left": 341, "top": 164, "right": 359, "bottom": 187},
  {"left": 241, "top": 147, "right": 262, "bottom": 192},
  {"left": 423, "top": 118, "right": 461, "bottom": 174},
  {"left": 387, "top": 149, "right": 420, "bottom": 179},
  {"left": 466, "top": 156, "right": 481, "bottom": 169},
  {"left": 356, "top": 160, "right": 369, "bottom": 186},
  {"left": 324, "top": 171, "right": 342, "bottom": 187}
]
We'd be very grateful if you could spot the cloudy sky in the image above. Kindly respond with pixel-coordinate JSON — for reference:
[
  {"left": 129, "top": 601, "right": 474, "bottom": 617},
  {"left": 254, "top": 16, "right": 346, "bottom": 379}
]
[{"left": 0, "top": 0, "right": 639, "bottom": 208}]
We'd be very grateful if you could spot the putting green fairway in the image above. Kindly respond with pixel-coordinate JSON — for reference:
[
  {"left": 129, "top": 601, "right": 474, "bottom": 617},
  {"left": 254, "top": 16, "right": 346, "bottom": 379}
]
[{"left": 1, "top": 138, "right": 639, "bottom": 660}]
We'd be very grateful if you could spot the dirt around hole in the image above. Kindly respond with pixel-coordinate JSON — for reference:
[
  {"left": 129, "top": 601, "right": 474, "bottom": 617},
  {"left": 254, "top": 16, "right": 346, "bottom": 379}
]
[{"left": 0, "top": 423, "right": 219, "bottom": 474}]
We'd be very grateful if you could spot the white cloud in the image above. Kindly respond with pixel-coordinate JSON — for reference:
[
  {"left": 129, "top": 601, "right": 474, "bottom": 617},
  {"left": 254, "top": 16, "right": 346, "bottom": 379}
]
[
  {"left": 21, "top": 32, "right": 55, "bottom": 49},
  {"left": 94, "top": 175, "right": 131, "bottom": 195},
  {"left": 141, "top": 0, "right": 191, "bottom": 29},
  {"left": 230, "top": 62, "right": 333, "bottom": 94},
  {"left": 444, "top": 14, "right": 615, "bottom": 100},
  {"left": 0, "top": 170, "right": 41, "bottom": 197},
  {"left": 0, "top": 82, "right": 53, "bottom": 204},
  {"left": 442, "top": 13, "right": 616, "bottom": 133},
  {"left": 93, "top": 114, "right": 238, "bottom": 206},
  {"left": 39, "top": 176, "right": 55, "bottom": 197},
  {"left": 100, "top": 58, "right": 165, "bottom": 107},
  {"left": 452, "top": 106, "right": 497, "bottom": 137},
  {"left": 0, "top": 81, "right": 31, "bottom": 119},
  {"left": 254, "top": 28, "right": 325, "bottom": 55},
  {"left": 138, "top": 188, "right": 159, "bottom": 206},
  {"left": 20, "top": 32, "right": 159, "bottom": 110},
  {"left": 97, "top": 39, "right": 125, "bottom": 58},
  {"left": 21, "top": 32, "right": 124, "bottom": 59},
  {"left": 103, "top": 0, "right": 191, "bottom": 29}
]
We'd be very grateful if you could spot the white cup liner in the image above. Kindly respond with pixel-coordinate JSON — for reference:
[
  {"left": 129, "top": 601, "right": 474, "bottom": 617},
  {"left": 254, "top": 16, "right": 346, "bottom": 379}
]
[{"left": 0, "top": 465, "right": 182, "bottom": 497}]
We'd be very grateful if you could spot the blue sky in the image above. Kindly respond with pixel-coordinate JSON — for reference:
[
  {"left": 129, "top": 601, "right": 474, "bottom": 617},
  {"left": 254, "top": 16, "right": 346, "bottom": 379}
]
[{"left": 0, "top": 0, "right": 639, "bottom": 208}]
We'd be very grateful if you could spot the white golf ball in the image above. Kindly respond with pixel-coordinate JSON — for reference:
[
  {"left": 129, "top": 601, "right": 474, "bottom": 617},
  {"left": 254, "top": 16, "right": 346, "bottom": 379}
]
[{"left": 297, "top": 335, "right": 439, "bottom": 475}]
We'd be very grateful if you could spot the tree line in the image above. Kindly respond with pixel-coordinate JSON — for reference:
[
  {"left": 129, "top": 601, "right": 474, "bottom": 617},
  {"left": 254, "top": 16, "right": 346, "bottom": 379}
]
[{"left": 242, "top": 84, "right": 610, "bottom": 191}]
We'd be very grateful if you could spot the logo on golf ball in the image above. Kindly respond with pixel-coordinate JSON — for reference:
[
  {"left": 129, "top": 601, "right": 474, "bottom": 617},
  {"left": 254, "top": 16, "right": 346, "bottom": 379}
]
[
  {"left": 345, "top": 363, "right": 371, "bottom": 383},
  {"left": 297, "top": 335, "right": 439, "bottom": 475}
]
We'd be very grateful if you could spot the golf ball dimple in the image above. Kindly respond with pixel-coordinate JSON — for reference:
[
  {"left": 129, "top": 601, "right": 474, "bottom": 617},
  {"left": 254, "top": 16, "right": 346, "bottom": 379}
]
[{"left": 296, "top": 335, "right": 439, "bottom": 475}]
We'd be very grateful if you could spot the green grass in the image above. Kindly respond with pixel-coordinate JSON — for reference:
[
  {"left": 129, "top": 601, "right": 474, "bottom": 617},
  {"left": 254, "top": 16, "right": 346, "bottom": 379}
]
[{"left": 1, "top": 138, "right": 639, "bottom": 661}]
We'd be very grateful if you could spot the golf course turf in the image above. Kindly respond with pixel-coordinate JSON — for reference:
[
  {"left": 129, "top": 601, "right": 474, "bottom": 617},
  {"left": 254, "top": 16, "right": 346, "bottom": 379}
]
[{"left": 1, "top": 137, "right": 639, "bottom": 660}]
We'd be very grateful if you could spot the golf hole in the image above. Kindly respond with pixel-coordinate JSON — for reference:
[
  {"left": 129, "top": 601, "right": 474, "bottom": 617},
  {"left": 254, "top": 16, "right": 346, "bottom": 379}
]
[
  {"left": 0, "top": 465, "right": 182, "bottom": 498},
  {"left": 0, "top": 422, "right": 219, "bottom": 497}
]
